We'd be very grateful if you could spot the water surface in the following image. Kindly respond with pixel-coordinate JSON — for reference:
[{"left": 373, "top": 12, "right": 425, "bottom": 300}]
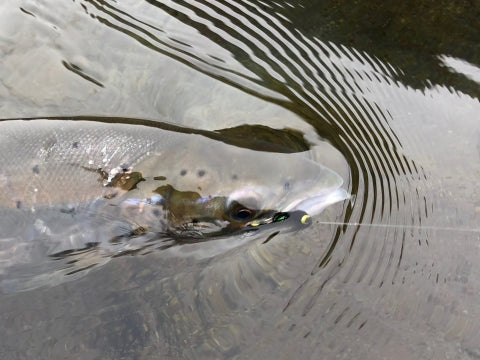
[{"left": 1, "top": 0, "right": 479, "bottom": 359}]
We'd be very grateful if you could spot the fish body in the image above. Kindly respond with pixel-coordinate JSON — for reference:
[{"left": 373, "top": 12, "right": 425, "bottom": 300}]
[{"left": 0, "top": 119, "right": 348, "bottom": 291}]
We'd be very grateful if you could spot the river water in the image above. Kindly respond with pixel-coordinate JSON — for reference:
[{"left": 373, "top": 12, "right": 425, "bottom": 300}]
[{"left": 1, "top": 1, "right": 479, "bottom": 359}]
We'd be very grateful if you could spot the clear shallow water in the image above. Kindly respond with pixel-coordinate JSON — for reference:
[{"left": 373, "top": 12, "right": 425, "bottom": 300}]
[{"left": 1, "top": 0, "right": 480, "bottom": 359}]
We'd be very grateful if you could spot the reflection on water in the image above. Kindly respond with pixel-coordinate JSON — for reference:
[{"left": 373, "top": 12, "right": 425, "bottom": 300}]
[
  {"left": 286, "top": 1, "right": 480, "bottom": 101},
  {"left": 1, "top": 0, "right": 480, "bottom": 358}
]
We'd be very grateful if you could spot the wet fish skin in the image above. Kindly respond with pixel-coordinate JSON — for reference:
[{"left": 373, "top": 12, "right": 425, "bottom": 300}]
[
  {"left": 0, "top": 119, "right": 348, "bottom": 226},
  {"left": 0, "top": 119, "right": 167, "bottom": 208},
  {"left": 0, "top": 119, "right": 348, "bottom": 292}
]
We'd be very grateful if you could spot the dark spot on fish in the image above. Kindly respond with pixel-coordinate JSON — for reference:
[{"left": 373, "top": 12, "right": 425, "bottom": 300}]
[
  {"left": 100, "top": 170, "right": 144, "bottom": 191},
  {"left": 132, "top": 226, "right": 147, "bottom": 235},
  {"left": 72, "top": 141, "right": 79, "bottom": 148},
  {"left": 154, "top": 176, "right": 166, "bottom": 181},
  {"left": 284, "top": 181, "right": 291, "bottom": 191},
  {"left": 180, "top": 169, "right": 187, "bottom": 176},
  {"left": 103, "top": 191, "right": 118, "bottom": 199},
  {"left": 114, "top": 172, "right": 144, "bottom": 191},
  {"left": 60, "top": 207, "right": 76, "bottom": 215},
  {"left": 32, "top": 165, "right": 40, "bottom": 174},
  {"left": 198, "top": 170, "right": 206, "bottom": 177},
  {"left": 152, "top": 209, "right": 161, "bottom": 217},
  {"left": 153, "top": 184, "right": 203, "bottom": 208},
  {"left": 232, "top": 174, "right": 238, "bottom": 180},
  {"left": 16, "top": 201, "right": 22, "bottom": 209}
]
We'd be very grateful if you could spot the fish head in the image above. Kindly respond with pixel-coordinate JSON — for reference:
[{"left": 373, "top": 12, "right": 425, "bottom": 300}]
[{"left": 131, "top": 141, "right": 349, "bottom": 239}]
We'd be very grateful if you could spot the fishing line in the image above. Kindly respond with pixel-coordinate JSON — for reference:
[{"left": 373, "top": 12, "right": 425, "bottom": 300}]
[{"left": 315, "top": 221, "right": 480, "bottom": 234}]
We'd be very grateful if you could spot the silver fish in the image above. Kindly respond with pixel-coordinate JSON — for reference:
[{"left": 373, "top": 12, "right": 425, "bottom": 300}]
[{"left": 0, "top": 119, "right": 348, "bottom": 291}]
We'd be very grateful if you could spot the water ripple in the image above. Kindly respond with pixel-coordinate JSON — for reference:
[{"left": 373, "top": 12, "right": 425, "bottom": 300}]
[
  {"left": 6, "top": 1, "right": 469, "bottom": 356},
  {"left": 67, "top": 0, "right": 437, "bottom": 302}
]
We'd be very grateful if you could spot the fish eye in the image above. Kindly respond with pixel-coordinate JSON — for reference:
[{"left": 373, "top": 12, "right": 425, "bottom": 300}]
[
  {"left": 235, "top": 208, "right": 254, "bottom": 219},
  {"left": 228, "top": 201, "right": 257, "bottom": 222}
]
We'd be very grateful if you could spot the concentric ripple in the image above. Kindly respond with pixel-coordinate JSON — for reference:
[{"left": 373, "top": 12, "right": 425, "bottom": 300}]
[
  {"left": 73, "top": 0, "right": 431, "bottom": 291},
  {"left": 4, "top": 0, "right": 476, "bottom": 358}
]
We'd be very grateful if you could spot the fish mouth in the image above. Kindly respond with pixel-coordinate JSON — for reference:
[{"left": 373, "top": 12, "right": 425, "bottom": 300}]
[
  {"left": 166, "top": 210, "right": 312, "bottom": 242},
  {"left": 119, "top": 185, "right": 349, "bottom": 242}
]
